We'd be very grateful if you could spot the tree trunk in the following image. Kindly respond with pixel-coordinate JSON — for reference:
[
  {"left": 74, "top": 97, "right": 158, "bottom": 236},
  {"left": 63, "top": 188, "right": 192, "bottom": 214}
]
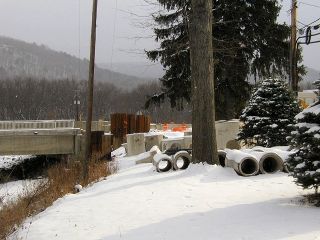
[{"left": 189, "top": 0, "right": 218, "bottom": 164}]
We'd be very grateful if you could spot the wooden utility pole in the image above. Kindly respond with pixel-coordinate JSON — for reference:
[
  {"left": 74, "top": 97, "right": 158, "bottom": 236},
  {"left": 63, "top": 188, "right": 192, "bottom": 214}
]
[
  {"left": 84, "top": 0, "right": 98, "bottom": 181},
  {"left": 189, "top": 0, "right": 219, "bottom": 165},
  {"left": 290, "top": 0, "right": 298, "bottom": 92}
]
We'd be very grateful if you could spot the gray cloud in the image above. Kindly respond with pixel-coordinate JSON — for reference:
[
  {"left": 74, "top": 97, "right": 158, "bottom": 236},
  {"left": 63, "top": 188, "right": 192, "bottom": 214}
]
[{"left": 0, "top": 0, "right": 319, "bottom": 70}]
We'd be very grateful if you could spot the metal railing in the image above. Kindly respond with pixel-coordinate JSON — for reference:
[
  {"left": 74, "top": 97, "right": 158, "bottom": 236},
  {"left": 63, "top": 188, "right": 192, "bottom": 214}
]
[{"left": 0, "top": 120, "right": 75, "bottom": 130}]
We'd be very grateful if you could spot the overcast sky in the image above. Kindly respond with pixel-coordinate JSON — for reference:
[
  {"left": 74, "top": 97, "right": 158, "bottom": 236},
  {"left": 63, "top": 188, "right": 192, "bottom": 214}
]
[{"left": 0, "top": 0, "right": 319, "bottom": 70}]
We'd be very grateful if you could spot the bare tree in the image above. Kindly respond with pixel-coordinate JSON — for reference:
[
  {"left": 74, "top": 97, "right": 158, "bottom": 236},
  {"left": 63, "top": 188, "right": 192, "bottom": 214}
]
[{"left": 189, "top": 0, "right": 218, "bottom": 164}]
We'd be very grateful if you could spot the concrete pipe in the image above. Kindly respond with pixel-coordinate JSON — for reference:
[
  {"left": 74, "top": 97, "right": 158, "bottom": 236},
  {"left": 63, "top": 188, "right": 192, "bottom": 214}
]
[
  {"left": 173, "top": 151, "right": 191, "bottom": 170},
  {"left": 218, "top": 150, "right": 227, "bottom": 167},
  {"left": 225, "top": 149, "right": 259, "bottom": 176},
  {"left": 251, "top": 147, "right": 288, "bottom": 173},
  {"left": 153, "top": 153, "right": 173, "bottom": 173},
  {"left": 258, "top": 152, "right": 283, "bottom": 174}
]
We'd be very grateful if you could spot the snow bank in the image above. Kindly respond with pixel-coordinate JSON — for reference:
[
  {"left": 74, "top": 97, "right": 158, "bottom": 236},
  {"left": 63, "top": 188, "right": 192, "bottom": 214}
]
[
  {"left": 296, "top": 103, "right": 320, "bottom": 120},
  {"left": 0, "top": 179, "right": 44, "bottom": 208},
  {"left": 10, "top": 163, "right": 320, "bottom": 240},
  {"left": 225, "top": 149, "right": 256, "bottom": 164},
  {"left": 0, "top": 155, "right": 35, "bottom": 170}
]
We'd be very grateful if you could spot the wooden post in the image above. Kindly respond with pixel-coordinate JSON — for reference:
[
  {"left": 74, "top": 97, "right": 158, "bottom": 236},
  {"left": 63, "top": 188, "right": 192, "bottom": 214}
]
[
  {"left": 290, "top": 0, "right": 298, "bottom": 92},
  {"left": 84, "top": 0, "right": 98, "bottom": 181}
]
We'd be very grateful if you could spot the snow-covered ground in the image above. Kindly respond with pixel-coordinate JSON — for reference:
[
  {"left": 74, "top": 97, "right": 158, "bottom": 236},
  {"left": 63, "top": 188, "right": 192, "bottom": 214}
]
[
  {"left": 0, "top": 155, "right": 34, "bottom": 170},
  {"left": 9, "top": 158, "right": 320, "bottom": 240},
  {"left": 0, "top": 179, "right": 43, "bottom": 209}
]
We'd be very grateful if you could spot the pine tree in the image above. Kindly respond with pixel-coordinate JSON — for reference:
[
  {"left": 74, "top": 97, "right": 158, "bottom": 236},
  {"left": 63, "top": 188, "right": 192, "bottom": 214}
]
[
  {"left": 146, "top": 0, "right": 305, "bottom": 120},
  {"left": 238, "top": 78, "right": 300, "bottom": 147},
  {"left": 287, "top": 81, "right": 320, "bottom": 192}
]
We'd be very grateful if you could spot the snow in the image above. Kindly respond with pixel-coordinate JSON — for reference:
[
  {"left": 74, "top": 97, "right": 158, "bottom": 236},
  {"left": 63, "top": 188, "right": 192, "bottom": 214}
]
[
  {"left": 296, "top": 103, "right": 320, "bottom": 120},
  {"left": 0, "top": 179, "right": 43, "bottom": 208},
  {"left": 252, "top": 146, "right": 294, "bottom": 161},
  {"left": 0, "top": 155, "right": 34, "bottom": 170},
  {"left": 9, "top": 157, "right": 320, "bottom": 240},
  {"left": 296, "top": 163, "right": 306, "bottom": 169},
  {"left": 153, "top": 153, "right": 171, "bottom": 163},
  {"left": 225, "top": 149, "right": 258, "bottom": 163},
  {"left": 145, "top": 130, "right": 185, "bottom": 139}
]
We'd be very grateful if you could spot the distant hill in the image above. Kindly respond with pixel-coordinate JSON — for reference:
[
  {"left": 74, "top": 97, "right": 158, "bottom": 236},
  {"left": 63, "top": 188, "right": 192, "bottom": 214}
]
[
  {"left": 100, "top": 62, "right": 320, "bottom": 89},
  {"left": 304, "top": 67, "right": 320, "bottom": 83},
  {"left": 0, "top": 36, "right": 150, "bottom": 90},
  {"left": 1, "top": 36, "right": 318, "bottom": 90},
  {"left": 99, "top": 62, "right": 165, "bottom": 79}
]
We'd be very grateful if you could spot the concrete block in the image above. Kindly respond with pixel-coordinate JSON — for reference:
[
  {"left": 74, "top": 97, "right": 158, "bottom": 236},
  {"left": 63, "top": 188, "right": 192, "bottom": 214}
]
[
  {"left": 183, "top": 136, "right": 192, "bottom": 149},
  {"left": 145, "top": 134, "right": 164, "bottom": 151},
  {"left": 127, "top": 133, "right": 146, "bottom": 156},
  {"left": 161, "top": 138, "right": 184, "bottom": 152}
]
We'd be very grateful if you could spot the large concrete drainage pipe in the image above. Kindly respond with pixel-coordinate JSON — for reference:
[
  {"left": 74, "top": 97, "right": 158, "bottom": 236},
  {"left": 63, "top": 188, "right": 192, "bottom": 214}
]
[
  {"left": 252, "top": 146, "right": 291, "bottom": 173},
  {"left": 153, "top": 153, "right": 173, "bottom": 172},
  {"left": 173, "top": 151, "right": 191, "bottom": 170},
  {"left": 225, "top": 149, "right": 259, "bottom": 176},
  {"left": 218, "top": 150, "right": 227, "bottom": 167},
  {"left": 246, "top": 148, "right": 284, "bottom": 174},
  {"left": 258, "top": 153, "right": 283, "bottom": 174}
]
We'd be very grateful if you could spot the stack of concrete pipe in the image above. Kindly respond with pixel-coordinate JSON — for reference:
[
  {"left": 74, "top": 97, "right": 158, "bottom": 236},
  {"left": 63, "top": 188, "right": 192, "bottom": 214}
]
[
  {"left": 242, "top": 149, "right": 284, "bottom": 174},
  {"left": 221, "top": 148, "right": 288, "bottom": 176},
  {"left": 153, "top": 151, "right": 192, "bottom": 172}
]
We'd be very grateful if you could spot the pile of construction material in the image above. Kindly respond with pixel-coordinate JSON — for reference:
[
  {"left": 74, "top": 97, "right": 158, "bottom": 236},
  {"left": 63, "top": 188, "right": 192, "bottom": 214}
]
[
  {"left": 153, "top": 151, "right": 192, "bottom": 172},
  {"left": 123, "top": 130, "right": 293, "bottom": 177},
  {"left": 218, "top": 147, "right": 292, "bottom": 176}
]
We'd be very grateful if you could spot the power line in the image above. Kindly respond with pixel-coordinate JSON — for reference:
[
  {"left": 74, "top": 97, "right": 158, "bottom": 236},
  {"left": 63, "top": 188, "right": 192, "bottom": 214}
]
[
  {"left": 299, "top": 1, "right": 320, "bottom": 8},
  {"left": 297, "top": 20, "right": 308, "bottom": 27},
  {"left": 298, "top": 17, "right": 320, "bottom": 30},
  {"left": 110, "top": 0, "right": 118, "bottom": 70},
  {"left": 305, "top": 17, "right": 320, "bottom": 27}
]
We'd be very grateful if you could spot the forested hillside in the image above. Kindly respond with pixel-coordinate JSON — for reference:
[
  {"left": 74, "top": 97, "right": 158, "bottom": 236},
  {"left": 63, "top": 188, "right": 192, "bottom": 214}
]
[{"left": 0, "top": 36, "right": 150, "bottom": 90}]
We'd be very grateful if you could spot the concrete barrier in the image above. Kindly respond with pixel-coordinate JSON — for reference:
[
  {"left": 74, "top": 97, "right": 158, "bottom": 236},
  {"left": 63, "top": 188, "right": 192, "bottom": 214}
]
[
  {"left": 183, "top": 136, "right": 192, "bottom": 149},
  {"left": 216, "top": 120, "right": 240, "bottom": 150},
  {"left": 145, "top": 134, "right": 164, "bottom": 151},
  {"left": 127, "top": 133, "right": 146, "bottom": 156}
]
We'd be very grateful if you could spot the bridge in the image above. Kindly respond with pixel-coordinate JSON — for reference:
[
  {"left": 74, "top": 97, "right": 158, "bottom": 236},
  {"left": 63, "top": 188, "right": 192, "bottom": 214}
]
[
  {"left": 0, "top": 120, "right": 80, "bottom": 156},
  {"left": 0, "top": 120, "right": 114, "bottom": 156},
  {"left": 0, "top": 120, "right": 240, "bottom": 156}
]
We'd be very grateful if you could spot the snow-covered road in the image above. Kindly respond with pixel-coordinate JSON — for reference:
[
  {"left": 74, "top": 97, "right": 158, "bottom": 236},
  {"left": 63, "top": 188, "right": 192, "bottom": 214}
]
[{"left": 10, "top": 162, "right": 320, "bottom": 240}]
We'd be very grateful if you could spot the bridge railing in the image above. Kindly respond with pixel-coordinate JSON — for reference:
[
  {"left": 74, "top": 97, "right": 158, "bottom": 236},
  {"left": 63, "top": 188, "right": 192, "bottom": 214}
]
[{"left": 0, "top": 120, "right": 75, "bottom": 130}]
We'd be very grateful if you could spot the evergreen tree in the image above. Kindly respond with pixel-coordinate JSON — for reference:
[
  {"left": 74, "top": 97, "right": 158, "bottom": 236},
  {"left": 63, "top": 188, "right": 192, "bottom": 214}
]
[
  {"left": 287, "top": 81, "right": 320, "bottom": 192},
  {"left": 238, "top": 78, "right": 300, "bottom": 147},
  {"left": 146, "top": 0, "right": 305, "bottom": 120}
]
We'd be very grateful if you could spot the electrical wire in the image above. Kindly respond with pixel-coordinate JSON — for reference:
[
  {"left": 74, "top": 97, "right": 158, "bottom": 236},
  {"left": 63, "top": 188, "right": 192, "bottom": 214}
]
[
  {"left": 299, "top": 1, "right": 320, "bottom": 9},
  {"left": 298, "top": 17, "right": 320, "bottom": 30},
  {"left": 110, "top": 0, "right": 118, "bottom": 71},
  {"left": 78, "top": 0, "right": 81, "bottom": 82}
]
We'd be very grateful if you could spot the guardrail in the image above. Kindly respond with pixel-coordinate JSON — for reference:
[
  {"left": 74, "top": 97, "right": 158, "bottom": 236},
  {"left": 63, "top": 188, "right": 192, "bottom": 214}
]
[{"left": 0, "top": 120, "right": 75, "bottom": 130}]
